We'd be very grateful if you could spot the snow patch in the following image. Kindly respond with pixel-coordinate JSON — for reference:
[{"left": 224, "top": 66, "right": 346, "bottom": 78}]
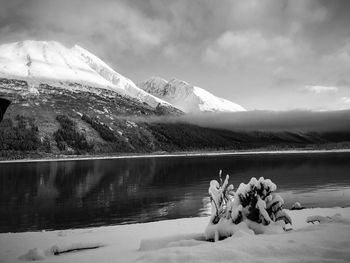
[
  {"left": 139, "top": 233, "right": 205, "bottom": 251},
  {"left": 19, "top": 248, "right": 46, "bottom": 261},
  {"left": 28, "top": 85, "right": 39, "bottom": 95},
  {"left": 126, "top": 120, "right": 137, "bottom": 128}
]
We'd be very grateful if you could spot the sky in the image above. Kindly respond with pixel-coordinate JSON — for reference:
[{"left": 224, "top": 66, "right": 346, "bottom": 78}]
[{"left": 1, "top": 0, "right": 350, "bottom": 111}]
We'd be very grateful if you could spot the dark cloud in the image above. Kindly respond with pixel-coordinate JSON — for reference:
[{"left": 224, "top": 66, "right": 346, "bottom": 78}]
[{"left": 1, "top": 0, "right": 350, "bottom": 110}]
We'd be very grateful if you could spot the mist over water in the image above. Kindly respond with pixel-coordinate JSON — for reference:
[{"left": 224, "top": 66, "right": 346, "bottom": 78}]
[{"left": 130, "top": 110, "right": 350, "bottom": 132}]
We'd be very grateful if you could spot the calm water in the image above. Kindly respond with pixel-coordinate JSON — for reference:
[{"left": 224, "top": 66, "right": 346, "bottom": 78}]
[{"left": 1, "top": 152, "right": 350, "bottom": 233}]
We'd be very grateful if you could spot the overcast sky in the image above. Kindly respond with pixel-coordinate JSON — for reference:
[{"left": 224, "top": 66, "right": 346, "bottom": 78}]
[{"left": 1, "top": 0, "right": 350, "bottom": 111}]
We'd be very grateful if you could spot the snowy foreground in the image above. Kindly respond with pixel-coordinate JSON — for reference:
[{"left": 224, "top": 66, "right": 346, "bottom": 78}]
[{"left": 1, "top": 207, "right": 350, "bottom": 263}]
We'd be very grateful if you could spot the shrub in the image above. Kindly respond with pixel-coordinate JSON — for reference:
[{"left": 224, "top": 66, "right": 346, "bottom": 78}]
[{"left": 205, "top": 171, "right": 292, "bottom": 241}]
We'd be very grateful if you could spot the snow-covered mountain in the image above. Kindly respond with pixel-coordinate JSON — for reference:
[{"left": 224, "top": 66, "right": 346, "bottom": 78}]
[
  {"left": 0, "top": 40, "right": 171, "bottom": 108},
  {"left": 139, "top": 77, "right": 246, "bottom": 113}
]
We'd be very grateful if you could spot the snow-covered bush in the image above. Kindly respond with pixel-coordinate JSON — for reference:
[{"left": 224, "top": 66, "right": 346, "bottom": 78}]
[{"left": 205, "top": 170, "right": 292, "bottom": 241}]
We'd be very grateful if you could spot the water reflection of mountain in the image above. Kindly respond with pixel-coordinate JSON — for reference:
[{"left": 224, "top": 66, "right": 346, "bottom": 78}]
[{"left": 1, "top": 152, "right": 350, "bottom": 232}]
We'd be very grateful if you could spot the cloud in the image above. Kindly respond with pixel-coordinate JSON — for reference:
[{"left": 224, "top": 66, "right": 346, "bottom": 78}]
[
  {"left": 132, "top": 110, "right": 350, "bottom": 132},
  {"left": 303, "top": 85, "right": 338, "bottom": 94},
  {"left": 341, "top": 97, "right": 350, "bottom": 104},
  {"left": 203, "top": 30, "right": 303, "bottom": 67},
  {"left": 0, "top": 0, "right": 169, "bottom": 55},
  {"left": 1, "top": 0, "right": 350, "bottom": 110}
]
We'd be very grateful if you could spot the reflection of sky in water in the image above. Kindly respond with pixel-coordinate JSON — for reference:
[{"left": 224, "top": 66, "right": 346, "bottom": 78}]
[{"left": 1, "top": 152, "right": 350, "bottom": 232}]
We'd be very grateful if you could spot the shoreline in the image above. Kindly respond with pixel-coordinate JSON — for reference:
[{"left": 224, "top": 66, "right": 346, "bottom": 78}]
[{"left": 1, "top": 148, "right": 350, "bottom": 164}]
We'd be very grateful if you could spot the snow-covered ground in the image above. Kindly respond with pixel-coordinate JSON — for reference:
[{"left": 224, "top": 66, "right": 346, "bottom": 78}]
[{"left": 1, "top": 207, "right": 350, "bottom": 263}]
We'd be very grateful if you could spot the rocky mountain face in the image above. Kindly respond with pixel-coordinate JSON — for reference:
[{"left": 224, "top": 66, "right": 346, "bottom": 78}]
[
  {"left": 139, "top": 77, "right": 246, "bottom": 113},
  {"left": 0, "top": 41, "right": 183, "bottom": 158},
  {"left": 0, "top": 76, "right": 184, "bottom": 158}
]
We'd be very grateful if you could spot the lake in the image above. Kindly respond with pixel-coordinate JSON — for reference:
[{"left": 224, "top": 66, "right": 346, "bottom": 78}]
[{"left": 1, "top": 151, "right": 350, "bottom": 233}]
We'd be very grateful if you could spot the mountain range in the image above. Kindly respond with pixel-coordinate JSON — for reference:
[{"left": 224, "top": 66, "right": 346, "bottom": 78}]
[
  {"left": 0, "top": 40, "right": 245, "bottom": 113},
  {"left": 0, "top": 40, "right": 349, "bottom": 159}
]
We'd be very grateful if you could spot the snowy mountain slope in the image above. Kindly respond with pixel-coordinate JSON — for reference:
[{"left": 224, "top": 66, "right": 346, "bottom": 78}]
[
  {"left": 0, "top": 40, "right": 172, "bottom": 108},
  {"left": 0, "top": 40, "right": 113, "bottom": 87},
  {"left": 139, "top": 76, "right": 168, "bottom": 95},
  {"left": 139, "top": 77, "right": 246, "bottom": 113},
  {"left": 71, "top": 45, "right": 171, "bottom": 107}
]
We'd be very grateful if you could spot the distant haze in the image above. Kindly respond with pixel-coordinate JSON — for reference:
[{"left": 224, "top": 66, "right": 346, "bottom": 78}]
[
  {"left": 132, "top": 110, "right": 350, "bottom": 132},
  {"left": 1, "top": 0, "right": 350, "bottom": 110}
]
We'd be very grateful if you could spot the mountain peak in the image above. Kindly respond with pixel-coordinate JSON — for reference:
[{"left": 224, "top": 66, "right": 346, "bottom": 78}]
[
  {"left": 140, "top": 76, "right": 168, "bottom": 93},
  {"left": 0, "top": 40, "right": 174, "bottom": 109},
  {"left": 168, "top": 78, "right": 191, "bottom": 88},
  {"left": 0, "top": 40, "right": 113, "bottom": 87},
  {"left": 148, "top": 76, "right": 167, "bottom": 81},
  {"left": 14, "top": 40, "right": 70, "bottom": 52},
  {"left": 139, "top": 77, "right": 246, "bottom": 113}
]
